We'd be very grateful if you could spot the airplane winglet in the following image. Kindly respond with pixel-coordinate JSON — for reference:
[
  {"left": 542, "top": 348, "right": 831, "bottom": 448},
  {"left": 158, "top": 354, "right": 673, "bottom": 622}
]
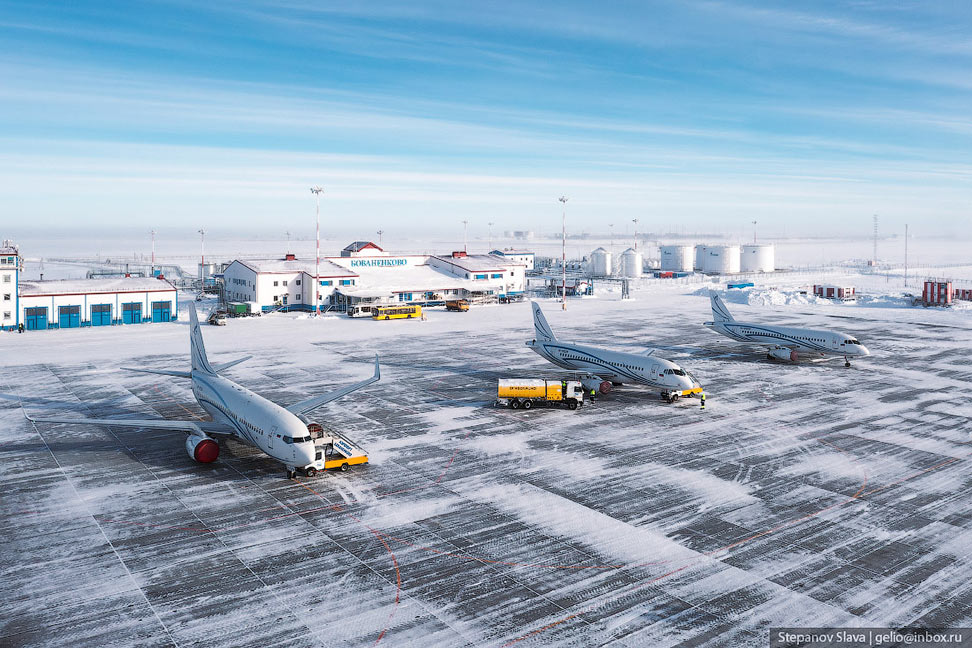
[{"left": 374, "top": 354, "right": 381, "bottom": 381}]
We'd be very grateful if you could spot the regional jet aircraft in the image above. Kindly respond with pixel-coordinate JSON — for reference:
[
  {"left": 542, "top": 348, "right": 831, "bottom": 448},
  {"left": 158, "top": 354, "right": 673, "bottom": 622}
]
[
  {"left": 24, "top": 303, "right": 379, "bottom": 478},
  {"left": 527, "top": 302, "right": 701, "bottom": 403},
  {"left": 703, "top": 293, "right": 870, "bottom": 366}
]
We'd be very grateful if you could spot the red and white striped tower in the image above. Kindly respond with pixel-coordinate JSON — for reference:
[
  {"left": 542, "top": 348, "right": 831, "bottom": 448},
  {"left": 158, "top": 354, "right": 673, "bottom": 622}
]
[
  {"left": 559, "top": 195, "right": 568, "bottom": 310},
  {"left": 310, "top": 186, "right": 324, "bottom": 317}
]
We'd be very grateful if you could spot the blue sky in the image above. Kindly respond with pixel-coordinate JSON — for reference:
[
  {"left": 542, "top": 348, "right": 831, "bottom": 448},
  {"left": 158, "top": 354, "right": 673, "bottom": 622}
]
[{"left": 1, "top": 0, "right": 970, "bottom": 239}]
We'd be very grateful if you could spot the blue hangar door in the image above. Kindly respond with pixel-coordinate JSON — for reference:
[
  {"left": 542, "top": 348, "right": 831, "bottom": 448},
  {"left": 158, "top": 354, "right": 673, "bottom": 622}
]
[
  {"left": 59, "top": 305, "right": 81, "bottom": 328},
  {"left": 91, "top": 304, "right": 112, "bottom": 326},
  {"left": 151, "top": 300, "right": 171, "bottom": 323},
  {"left": 25, "top": 307, "right": 47, "bottom": 330},
  {"left": 122, "top": 302, "right": 142, "bottom": 324}
]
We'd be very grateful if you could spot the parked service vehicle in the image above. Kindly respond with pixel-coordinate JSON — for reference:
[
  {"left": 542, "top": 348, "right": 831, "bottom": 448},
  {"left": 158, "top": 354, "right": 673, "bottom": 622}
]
[
  {"left": 496, "top": 379, "right": 584, "bottom": 410},
  {"left": 446, "top": 299, "right": 470, "bottom": 312},
  {"left": 301, "top": 423, "right": 369, "bottom": 476},
  {"left": 373, "top": 305, "right": 422, "bottom": 320},
  {"left": 207, "top": 310, "right": 227, "bottom": 326}
]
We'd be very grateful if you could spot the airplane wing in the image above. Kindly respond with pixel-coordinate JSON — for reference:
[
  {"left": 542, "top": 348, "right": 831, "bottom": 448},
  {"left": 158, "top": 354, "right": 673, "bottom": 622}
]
[
  {"left": 121, "top": 367, "right": 192, "bottom": 378},
  {"left": 23, "top": 412, "right": 235, "bottom": 437},
  {"left": 286, "top": 355, "right": 380, "bottom": 416}
]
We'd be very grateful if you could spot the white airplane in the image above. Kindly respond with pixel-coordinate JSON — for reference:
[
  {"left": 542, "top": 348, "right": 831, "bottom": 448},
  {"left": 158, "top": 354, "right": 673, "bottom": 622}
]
[
  {"left": 24, "top": 303, "right": 379, "bottom": 479},
  {"left": 703, "top": 293, "right": 870, "bottom": 366},
  {"left": 526, "top": 302, "right": 702, "bottom": 403}
]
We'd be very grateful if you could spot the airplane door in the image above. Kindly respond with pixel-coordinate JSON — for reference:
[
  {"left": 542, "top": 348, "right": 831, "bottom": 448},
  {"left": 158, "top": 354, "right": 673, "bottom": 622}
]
[{"left": 268, "top": 425, "right": 277, "bottom": 449}]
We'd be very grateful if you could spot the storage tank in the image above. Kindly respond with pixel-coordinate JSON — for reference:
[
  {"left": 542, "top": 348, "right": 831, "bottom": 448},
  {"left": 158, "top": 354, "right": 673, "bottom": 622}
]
[
  {"left": 694, "top": 244, "right": 708, "bottom": 270},
  {"left": 660, "top": 245, "right": 694, "bottom": 272},
  {"left": 740, "top": 244, "right": 775, "bottom": 273},
  {"left": 590, "top": 247, "right": 612, "bottom": 276},
  {"left": 702, "top": 245, "right": 741, "bottom": 274},
  {"left": 620, "top": 248, "right": 643, "bottom": 278}
]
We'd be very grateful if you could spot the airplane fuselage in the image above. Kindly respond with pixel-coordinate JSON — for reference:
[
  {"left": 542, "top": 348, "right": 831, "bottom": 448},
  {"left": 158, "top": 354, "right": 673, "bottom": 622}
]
[
  {"left": 526, "top": 339, "right": 699, "bottom": 392},
  {"left": 191, "top": 371, "right": 315, "bottom": 469},
  {"left": 703, "top": 320, "right": 870, "bottom": 358}
]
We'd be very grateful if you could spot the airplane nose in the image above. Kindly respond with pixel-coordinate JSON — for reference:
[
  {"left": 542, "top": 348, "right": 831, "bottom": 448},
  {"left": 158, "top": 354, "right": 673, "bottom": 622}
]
[
  {"left": 860, "top": 345, "right": 870, "bottom": 356},
  {"left": 299, "top": 446, "right": 315, "bottom": 466}
]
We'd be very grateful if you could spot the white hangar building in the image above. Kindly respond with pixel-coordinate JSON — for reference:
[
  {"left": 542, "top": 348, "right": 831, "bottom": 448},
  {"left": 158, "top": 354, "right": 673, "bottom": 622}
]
[
  {"left": 2, "top": 240, "right": 178, "bottom": 332},
  {"left": 18, "top": 278, "right": 178, "bottom": 330},
  {"left": 221, "top": 243, "right": 526, "bottom": 315}
]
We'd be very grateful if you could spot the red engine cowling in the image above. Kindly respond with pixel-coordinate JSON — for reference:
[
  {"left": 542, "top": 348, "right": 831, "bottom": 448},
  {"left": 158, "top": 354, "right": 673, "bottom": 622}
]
[
  {"left": 598, "top": 380, "right": 612, "bottom": 394},
  {"left": 768, "top": 348, "right": 799, "bottom": 363},
  {"left": 185, "top": 435, "right": 219, "bottom": 463}
]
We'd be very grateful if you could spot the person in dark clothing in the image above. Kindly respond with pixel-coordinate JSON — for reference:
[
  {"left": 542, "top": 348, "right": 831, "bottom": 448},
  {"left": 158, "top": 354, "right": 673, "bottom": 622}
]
[{"left": 18, "top": 322, "right": 24, "bottom": 333}]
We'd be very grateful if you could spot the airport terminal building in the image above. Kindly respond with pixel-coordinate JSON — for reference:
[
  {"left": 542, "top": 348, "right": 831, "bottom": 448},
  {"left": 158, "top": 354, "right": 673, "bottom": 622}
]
[{"left": 222, "top": 242, "right": 527, "bottom": 314}]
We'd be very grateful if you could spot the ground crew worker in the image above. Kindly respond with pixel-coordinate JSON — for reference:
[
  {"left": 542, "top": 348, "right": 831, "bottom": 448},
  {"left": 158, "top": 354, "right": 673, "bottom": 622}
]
[
  {"left": 589, "top": 388, "right": 596, "bottom": 403},
  {"left": 700, "top": 392, "right": 706, "bottom": 410},
  {"left": 18, "top": 322, "right": 25, "bottom": 333}
]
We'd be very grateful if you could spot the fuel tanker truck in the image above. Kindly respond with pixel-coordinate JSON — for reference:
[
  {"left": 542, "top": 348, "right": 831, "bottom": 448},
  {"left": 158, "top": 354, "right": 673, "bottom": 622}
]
[{"left": 496, "top": 379, "right": 585, "bottom": 410}]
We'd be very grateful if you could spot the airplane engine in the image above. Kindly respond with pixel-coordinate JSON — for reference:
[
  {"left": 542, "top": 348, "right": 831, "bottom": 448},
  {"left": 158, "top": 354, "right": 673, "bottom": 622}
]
[
  {"left": 768, "top": 348, "right": 799, "bottom": 363},
  {"left": 580, "top": 377, "right": 613, "bottom": 394},
  {"left": 185, "top": 434, "right": 220, "bottom": 463}
]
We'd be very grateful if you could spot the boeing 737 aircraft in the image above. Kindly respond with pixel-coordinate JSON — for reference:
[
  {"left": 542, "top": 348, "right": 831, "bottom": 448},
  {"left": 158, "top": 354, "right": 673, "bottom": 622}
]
[
  {"left": 527, "top": 302, "right": 702, "bottom": 402},
  {"left": 24, "top": 303, "right": 379, "bottom": 478},
  {"left": 703, "top": 293, "right": 870, "bottom": 366}
]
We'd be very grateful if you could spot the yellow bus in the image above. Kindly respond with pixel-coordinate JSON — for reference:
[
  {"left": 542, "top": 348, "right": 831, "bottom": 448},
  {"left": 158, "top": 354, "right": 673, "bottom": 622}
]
[{"left": 373, "top": 305, "right": 422, "bottom": 320}]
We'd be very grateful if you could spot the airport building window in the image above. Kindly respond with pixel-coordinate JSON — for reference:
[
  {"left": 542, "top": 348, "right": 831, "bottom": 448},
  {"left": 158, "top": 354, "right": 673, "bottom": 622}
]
[
  {"left": 2, "top": 275, "right": 9, "bottom": 282},
  {"left": 3, "top": 294, "right": 9, "bottom": 300},
  {"left": 295, "top": 279, "right": 301, "bottom": 285},
  {"left": 283, "top": 280, "right": 288, "bottom": 286},
  {"left": 273, "top": 281, "right": 278, "bottom": 286},
  {"left": 3, "top": 311, "right": 9, "bottom": 319}
]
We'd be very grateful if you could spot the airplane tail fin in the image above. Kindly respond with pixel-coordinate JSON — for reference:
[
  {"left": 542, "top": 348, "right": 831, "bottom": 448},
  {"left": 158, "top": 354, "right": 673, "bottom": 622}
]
[
  {"left": 710, "top": 293, "right": 735, "bottom": 324},
  {"left": 532, "top": 302, "right": 556, "bottom": 342},
  {"left": 188, "top": 303, "right": 216, "bottom": 375}
]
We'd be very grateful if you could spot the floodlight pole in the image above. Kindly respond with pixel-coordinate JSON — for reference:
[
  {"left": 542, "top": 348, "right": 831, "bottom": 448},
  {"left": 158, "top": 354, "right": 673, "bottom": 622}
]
[
  {"left": 632, "top": 218, "right": 639, "bottom": 251},
  {"left": 462, "top": 220, "right": 468, "bottom": 253},
  {"left": 377, "top": 229, "right": 383, "bottom": 246},
  {"left": 752, "top": 220, "right": 757, "bottom": 244},
  {"left": 488, "top": 221, "right": 494, "bottom": 252},
  {"left": 310, "top": 186, "right": 324, "bottom": 317},
  {"left": 150, "top": 229, "right": 156, "bottom": 276},
  {"left": 197, "top": 229, "right": 205, "bottom": 297},
  {"left": 559, "top": 196, "right": 568, "bottom": 310}
]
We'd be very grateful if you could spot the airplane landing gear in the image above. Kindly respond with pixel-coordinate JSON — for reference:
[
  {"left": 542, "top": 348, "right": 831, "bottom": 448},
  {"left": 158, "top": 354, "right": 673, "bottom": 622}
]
[
  {"left": 286, "top": 468, "right": 297, "bottom": 479},
  {"left": 845, "top": 359, "right": 851, "bottom": 368}
]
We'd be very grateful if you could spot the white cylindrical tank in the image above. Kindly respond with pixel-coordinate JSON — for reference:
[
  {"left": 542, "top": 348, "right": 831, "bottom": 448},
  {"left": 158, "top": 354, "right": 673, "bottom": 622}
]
[
  {"left": 694, "top": 244, "right": 708, "bottom": 270},
  {"left": 740, "top": 244, "right": 775, "bottom": 272},
  {"left": 590, "top": 247, "right": 612, "bottom": 276},
  {"left": 660, "top": 245, "right": 693, "bottom": 272},
  {"left": 703, "top": 245, "right": 741, "bottom": 274},
  {"left": 620, "top": 248, "right": 643, "bottom": 278}
]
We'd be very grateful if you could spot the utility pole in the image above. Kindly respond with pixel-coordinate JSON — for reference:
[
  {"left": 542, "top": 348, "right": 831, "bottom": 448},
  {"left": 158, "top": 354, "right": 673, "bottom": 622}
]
[
  {"left": 310, "top": 186, "right": 324, "bottom": 317},
  {"left": 559, "top": 196, "right": 568, "bottom": 310},
  {"left": 197, "top": 229, "right": 205, "bottom": 298},
  {"left": 462, "top": 220, "right": 468, "bottom": 253}
]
